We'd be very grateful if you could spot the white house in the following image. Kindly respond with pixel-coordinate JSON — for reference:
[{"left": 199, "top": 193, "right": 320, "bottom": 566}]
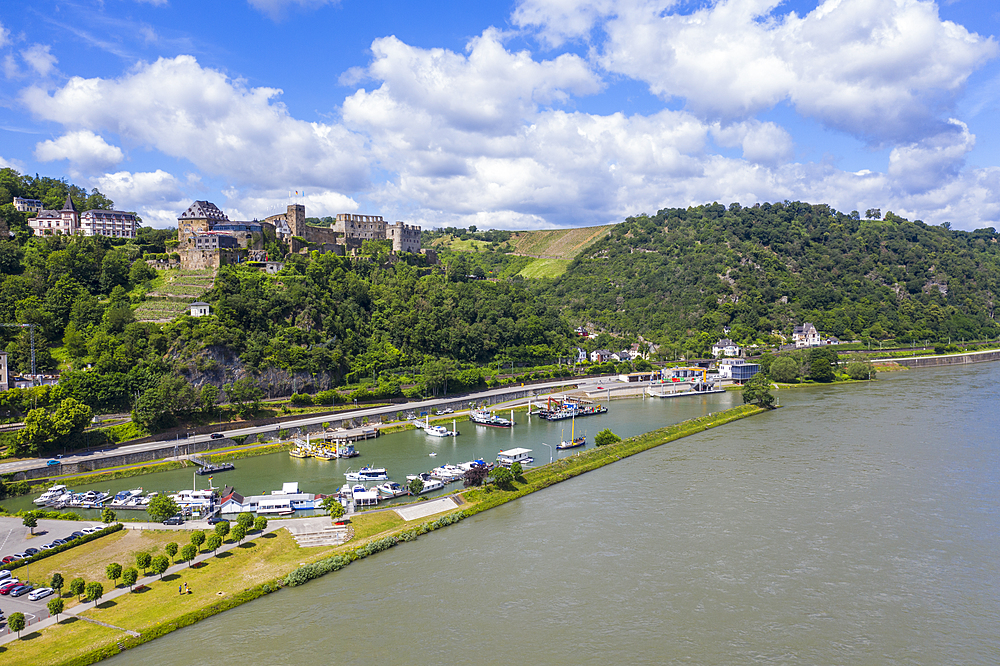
[
  {"left": 712, "top": 338, "right": 741, "bottom": 357},
  {"left": 792, "top": 323, "right": 822, "bottom": 347},
  {"left": 590, "top": 349, "right": 613, "bottom": 363},
  {"left": 189, "top": 301, "right": 211, "bottom": 317},
  {"left": 575, "top": 347, "right": 587, "bottom": 363},
  {"left": 612, "top": 349, "right": 631, "bottom": 362}
]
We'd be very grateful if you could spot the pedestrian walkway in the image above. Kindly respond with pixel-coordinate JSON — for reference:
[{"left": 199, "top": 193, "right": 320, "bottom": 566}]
[{"left": 395, "top": 497, "right": 459, "bottom": 521}]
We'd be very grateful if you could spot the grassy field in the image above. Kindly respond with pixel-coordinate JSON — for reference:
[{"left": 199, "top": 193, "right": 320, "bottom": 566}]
[
  {"left": 510, "top": 225, "right": 612, "bottom": 260},
  {"left": 0, "top": 510, "right": 437, "bottom": 666},
  {"left": 517, "top": 258, "right": 572, "bottom": 279}
]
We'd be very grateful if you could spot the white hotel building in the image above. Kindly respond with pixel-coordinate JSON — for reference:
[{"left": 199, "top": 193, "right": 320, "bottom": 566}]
[{"left": 27, "top": 195, "right": 138, "bottom": 239}]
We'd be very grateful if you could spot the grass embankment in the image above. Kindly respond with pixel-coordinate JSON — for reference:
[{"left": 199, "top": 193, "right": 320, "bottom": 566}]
[
  {"left": 517, "top": 258, "right": 572, "bottom": 279},
  {"left": 1, "top": 404, "right": 765, "bottom": 665}
]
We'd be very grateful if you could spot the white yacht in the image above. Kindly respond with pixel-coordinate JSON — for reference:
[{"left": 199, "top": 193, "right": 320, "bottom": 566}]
[
  {"left": 345, "top": 466, "right": 389, "bottom": 482},
  {"left": 425, "top": 425, "right": 457, "bottom": 437},
  {"left": 416, "top": 478, "right": 445, "bottom": 494},
  {"left": 34, "top": 485, "right": 68, "bottom": 505},
  {"left": 375, "top": 481, "right": 407, "bottom": 497},
  {"left": 430, "top": 464, "right": 464, "bottom": 479}
]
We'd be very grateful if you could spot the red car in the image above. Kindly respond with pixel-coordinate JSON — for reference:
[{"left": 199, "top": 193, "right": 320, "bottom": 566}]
[{"left": 0, "top": 580, "right": 21, "bottom": 594}]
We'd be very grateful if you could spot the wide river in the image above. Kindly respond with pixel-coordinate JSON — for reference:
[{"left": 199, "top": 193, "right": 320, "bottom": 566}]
[{"left": 106, "top": 363, "right": 1000, "bottom": 663}]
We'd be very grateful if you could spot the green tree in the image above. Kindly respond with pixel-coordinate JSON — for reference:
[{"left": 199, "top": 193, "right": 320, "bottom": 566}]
[
  {"left": 230, "top": 524, "right": 246, "bottom": 544},
  {"left": 845, "top": 360, "right": 875, "bottom": 380},
  {"left": 322, "top": 496, "right": 345, "bottom": 520},
  {"left": 200, "top": 384, "right": 220, "bottom": 413},
  {"left": 121, "top": 566, "right": 139, "bottom": 590},
  {"left": 510, "top": 461, "right": 524, "bottom": 480},
  {"left": 48, "top": 596, "right": 65, "bottom": 622},
  {"left": 165, "top": 541, "right": 179, "bottom": 562},
  {"left": 206, "top": 533, "right": 222, "bottom": 554},
  {"left": 408, "top": 477, "right": 424, "bottom": 496},
  {"left": 807, "top": 347, "right": 837, "bottom": 382},
  {"left": 22, "top": 513, "right": 37, "bottom": 535},
  {"left": 190, "top": 530, "right": 206, "bottom": 552},
  {"left": 85, "top": 581, "right": 104, "bottom": 605},
  {"left": 180, "top": 543, "right": 197, "bottom": 565},
  {"left": 741, "top": 371, "right": 776, "bottom": 408},
  {"left": 490, "top": 466, "right": 514, "bottom": 490},
  {"left": 50, "top": 572, "right": 64, "bottom": 596},
  {"left": 135, "top": 552, "right": 151, "bottom": 574},
  {"left": 101, "top": 508, "right": 117, "bottom": 524},
  {"left": 253, "top": 516, "right": 268, "bottom": 533},
  {"left": 105, "top": 562, "right": 122, "bottom": 587},
  {"left": 150, "top": 554, "right": 170, "bottom": 578},
  {"left": 224, "top": 378, "right": 264, "bottom": 418},
  {"left": 147, "top": 494, "right": 180, "bottom": 523},
  {"left": 595, "top": 428, "right": 622, "bottom": 447},
  {"left": 7, "top": 611, "right": 25, "bottom": 637},
  {"left": 69, "top": 577, "right": 86, "bottom": 600},
  {"left": 214, "top": 520, "right": 231, "bottom": 541},
  {"left": 769, "top": 356, "right": 799, "bottom": 383},
  {"left": 236, "top": 512, "right": 254, "bottom": 531}
]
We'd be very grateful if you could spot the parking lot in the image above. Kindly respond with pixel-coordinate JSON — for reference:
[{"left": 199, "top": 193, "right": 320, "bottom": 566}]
[{"left": 0, "top": 516, "right": 106, "bottom": 626}]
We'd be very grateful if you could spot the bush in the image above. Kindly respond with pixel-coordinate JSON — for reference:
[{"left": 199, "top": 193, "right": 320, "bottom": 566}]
[
  {"left": 289, "top": 393, "right": 313, "bottom": 407},
  {"left": 594, "top": 429, "right": 622, "bottom": 447}
]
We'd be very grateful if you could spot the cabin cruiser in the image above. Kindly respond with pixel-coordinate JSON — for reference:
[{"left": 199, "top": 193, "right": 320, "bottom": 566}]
[
  {"left": 425, "top": 425, "right": 457, "bottom": 437},
  {"left": 345, "top": 466, "right": 389, "bottom": 482},
  {"left": 375, "top": 481, "right": 407, "bottom": 497},
  {"left": 469, "top": 408, "right": 514, "bottom": 427},
  {"left": 457, "top": 459, "right": 490, "bottom": 471},
  {"left": 415, "top": 477, "right": 445, "bottom": 494},
  {"left": 352, "top": 484, "right": 379, "bottom": 506},
  {"left": 34, "top": 485, "right": 68, "bottom": 505},
  {"left": 430, "top": 464, "right": 464, "bottom": 480}
]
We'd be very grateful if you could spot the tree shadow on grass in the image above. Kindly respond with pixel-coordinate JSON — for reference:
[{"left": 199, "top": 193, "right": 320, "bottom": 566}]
[
  {"left": 96, "top": 600, "right": 117, "bottom": 609},
  {"left": 19, "top": 631, "right": 43, "bottom": 641},
  {"left": 132, "top": 586, "right": 151, "bottom": 594},
  {"left": 237, "top": 542, "right": 256, "bottom": 550},
  {"left": 262, "top": 533, "right": 277, "bottom": 539},
  {"left": 61, "top": 617, "right": 80, "bottom": 624},
  {"left": 162, "top": 574, "right": 181, "bottom": 582},
  {"left": 216, "top": 552, "right": 232, "bottom": 559}
]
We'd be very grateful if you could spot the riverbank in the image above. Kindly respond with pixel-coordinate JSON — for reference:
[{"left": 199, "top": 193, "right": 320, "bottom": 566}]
[{"left": 0, "top": 402, "right": 766, "bottom": 666}]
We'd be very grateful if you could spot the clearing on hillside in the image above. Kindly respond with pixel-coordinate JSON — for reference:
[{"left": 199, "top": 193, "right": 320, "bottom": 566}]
[{"left": 510, "top": 225, "right": 612, "bottom": 260}]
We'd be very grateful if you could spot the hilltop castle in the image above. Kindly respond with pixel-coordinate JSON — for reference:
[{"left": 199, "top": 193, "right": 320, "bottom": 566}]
[{"left": 177, "top": 201, "right": 424, "bottom": 269}]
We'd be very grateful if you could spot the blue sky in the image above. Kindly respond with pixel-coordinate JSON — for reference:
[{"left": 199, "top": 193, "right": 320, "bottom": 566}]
[{"left": 2, "top": 0, "right": 999, "bottom": 231}]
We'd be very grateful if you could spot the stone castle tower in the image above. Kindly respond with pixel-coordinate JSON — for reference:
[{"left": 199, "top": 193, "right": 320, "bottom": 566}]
[{"left": 288, "top": 204, "right": 305, "bottom": 237}]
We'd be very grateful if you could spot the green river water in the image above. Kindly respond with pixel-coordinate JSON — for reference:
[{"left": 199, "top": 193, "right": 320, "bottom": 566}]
[{"left": 30, "top": 363, "right": 1000, "bottom": 664}]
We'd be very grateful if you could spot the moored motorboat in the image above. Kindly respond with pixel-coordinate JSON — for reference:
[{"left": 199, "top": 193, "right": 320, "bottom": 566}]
[
  {"left": 469, "top": 408, "right": 514, "bottom": 427},
  {"left": 425, "top": 425, "right": 457, "bottom": 437},
  {"left": 375, "top": 481, "right": 407, "bottom": 497},
  {"left": 345, "top": 466, "right": 389, "bottom": 482}
]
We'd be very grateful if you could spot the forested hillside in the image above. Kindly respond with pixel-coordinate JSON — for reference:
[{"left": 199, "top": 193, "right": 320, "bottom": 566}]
[{"left": 543, "top": 202, "right": 1000, "bottom": 354}]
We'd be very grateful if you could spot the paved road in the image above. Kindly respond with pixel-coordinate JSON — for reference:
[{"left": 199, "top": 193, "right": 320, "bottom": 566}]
[{"left": 0, "top": 377, "right": 616, "bottom": 478}]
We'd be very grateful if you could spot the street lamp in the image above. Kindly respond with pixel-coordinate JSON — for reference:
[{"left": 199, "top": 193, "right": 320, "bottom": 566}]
[{"left": 540, "top": 442, "right": 552, "bottom": 464}]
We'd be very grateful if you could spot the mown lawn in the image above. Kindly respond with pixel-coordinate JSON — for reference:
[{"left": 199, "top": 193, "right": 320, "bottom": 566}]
[{"left": 0, "top": 617, "right": 123, "bottom": 665}]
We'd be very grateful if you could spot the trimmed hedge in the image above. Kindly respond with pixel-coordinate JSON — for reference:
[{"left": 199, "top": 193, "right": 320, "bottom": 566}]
[{"left": 6, "top": 523, "right": 123, "bottom": 573}]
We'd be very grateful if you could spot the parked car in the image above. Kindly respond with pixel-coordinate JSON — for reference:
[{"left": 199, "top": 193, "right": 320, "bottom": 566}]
[
  {"left": 23, "top": 548, "right": 39, "bottom": 556},
  {"left": 12, "top": 552, "right": 28, "bottom": 559},
  {"left": 81, "top": 527, "right": 100, "bottom": 535},
  {"left": 39, "top": 544, "right": 56, "bottom": 550},
  {"left": 0, "top": 580, "right": 21, "bottom": 594},
  {"left": 10, "top": 584, "right": 34, "bottom": 597},
  {"left": 0, "top": 556, "right": 18, "bottom": 564},
  {"left": 207, "top": 516, "right": 228, "bottom": 525},
  {"left": 0, "top": 570, "right": 11, "bottom": 581},
  {"left": 163, "top": 516, "right": 183, "bottom": 525},
  {"left": 70, "top": 531, "right": 86, "bottom": 539},
  {"left": 46, "top": 459, "right": 60, "bottom": 466},
  {"left": 28, "top": 587, "right": 53, "bottom": 601},
  {"left": 210, "top": 432, "right": 224, "bottom": 439}
]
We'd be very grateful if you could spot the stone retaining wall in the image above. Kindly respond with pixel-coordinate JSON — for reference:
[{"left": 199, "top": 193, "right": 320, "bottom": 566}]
[{"left": 872, "top": 349, "right": 1000, "bottom": 368}]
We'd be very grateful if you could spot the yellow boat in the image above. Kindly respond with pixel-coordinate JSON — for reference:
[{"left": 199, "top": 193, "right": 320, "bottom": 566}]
[
  {"left": 313, "top": 449, "right": 337, "bottom": 460},
  {"left": 289, "top": 448, "right": 312, "bottom": 459}
]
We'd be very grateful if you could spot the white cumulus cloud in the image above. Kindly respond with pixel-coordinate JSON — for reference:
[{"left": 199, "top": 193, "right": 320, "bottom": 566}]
[
  {"left": 21, "top": 55, "right": 369, "bottom": 193},
  {"left": 92, "top": 169, "right": 186, "bottom": 227},
  {"left": 888, "top": 119, "right": 975, "bottom": 194},
  {"left": 22, "top": 44, "right": 58, "bottom": 77},
  {"left": 35, "top": 130, "right": 124, "bottom": 173}
]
